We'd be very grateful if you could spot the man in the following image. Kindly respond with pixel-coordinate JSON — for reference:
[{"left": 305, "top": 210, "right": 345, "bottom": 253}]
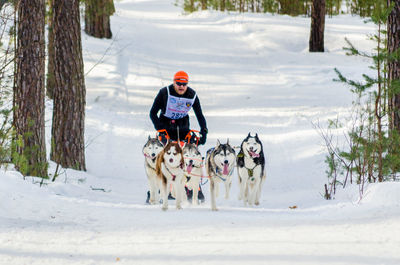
[
  {"left": 150, "top": 71, "right": 208, "bottom": 144},
  {"left": 148, "top": 71, "right": 208, "bottom": 203}
]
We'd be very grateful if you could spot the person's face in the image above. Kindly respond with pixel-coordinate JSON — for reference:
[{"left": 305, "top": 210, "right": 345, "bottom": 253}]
[{"left": 173, "top": 81, "right": 188, "bottom": 95}]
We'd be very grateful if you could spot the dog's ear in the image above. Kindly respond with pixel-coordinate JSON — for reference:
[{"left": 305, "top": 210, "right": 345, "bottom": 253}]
[
  {"left": 148, "top": 135, "right": 151, "bottom": 140},
  {"left": 248, "top": 132, "right": 251, "bottom": 138},
  {"left": 255, "top": 133, "right": 259, "bottom": 139},
  {"left": 216, "top": 139, "right": 221, "bottom": 148},
  {"left": 227, "top": 138, "right": 230, "bottom": 145}
]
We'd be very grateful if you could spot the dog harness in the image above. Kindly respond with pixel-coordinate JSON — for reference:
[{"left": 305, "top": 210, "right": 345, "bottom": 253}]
[
  {"left": 164, "top": 86, "right": 196, "bottom": 120},
  {"left": 164, "top": 161, "right": 184, "bottom": 181},
  {"left": 237, "top": 153, "right": 259, "bottom": 181}
]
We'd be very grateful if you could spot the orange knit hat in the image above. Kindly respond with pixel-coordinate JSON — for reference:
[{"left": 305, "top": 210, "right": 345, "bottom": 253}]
[{"left": 174, "top": 71, "right": 189, "bottom": 83}]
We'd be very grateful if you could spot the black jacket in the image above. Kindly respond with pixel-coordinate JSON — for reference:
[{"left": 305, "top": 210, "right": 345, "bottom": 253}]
[{"left": 150, "top": 84, "right": 207, "bottom": 140}]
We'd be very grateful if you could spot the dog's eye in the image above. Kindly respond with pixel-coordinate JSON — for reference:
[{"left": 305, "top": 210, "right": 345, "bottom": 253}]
[{"left": 167, "top": 151, "right": 171, "bottom": 155}]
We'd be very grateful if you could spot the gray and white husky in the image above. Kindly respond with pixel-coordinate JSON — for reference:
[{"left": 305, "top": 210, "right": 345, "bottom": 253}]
[
  {"left": 183, "top": 143, "right": 203, "bottom": 205},
  {"left": 143, "top": 136, "right": 164, "bottom": 205},
  {"left": 205, "top": 140, "right": 236, "bottom": 211},
  {"left": 237, "top": 133, "right": 266, "bottom": 206}
]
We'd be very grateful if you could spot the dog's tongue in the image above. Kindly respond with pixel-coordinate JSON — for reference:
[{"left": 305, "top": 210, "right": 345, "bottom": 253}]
[
  {"left": 223, "top": 164, "right": 229, "bottom": 175},
  {"left": 250, "top": 151, "right": 260, "bottom": 158},
  {"left": 186, "top": 164, "right": 193, "bottom": 174}
]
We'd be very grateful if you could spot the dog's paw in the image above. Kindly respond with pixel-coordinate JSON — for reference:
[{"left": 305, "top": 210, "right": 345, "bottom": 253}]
[
  {"left": 162, "top": 206, "right": 168, "bottom": 211},
  {"left": 211, "top": 207, "right": 218, "bottom": 211},
  {"left": 176, "top": 205, "right": 183, "bottom": 210},
  {"left": 255, "top": 201, "right": 260, "bottom": 206}
]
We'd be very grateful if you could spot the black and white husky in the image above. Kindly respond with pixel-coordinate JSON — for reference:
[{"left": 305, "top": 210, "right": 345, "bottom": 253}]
[
  {"left": 156, "top": 141, "right": 185, "bottom": 211},
  {"left": 183, "top": 143, "right": 203, "bottom": 205},
  {"left": 237, "top": 133, "right": 266, "bottom": 206},
  {"left": 143, "top": 136, "right": 164, "bottom": 205},
  {"left": 205, "top": 140, "right": 236, "bottom": 211}
]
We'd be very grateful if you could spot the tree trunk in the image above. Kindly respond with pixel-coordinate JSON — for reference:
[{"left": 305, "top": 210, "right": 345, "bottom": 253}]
[
  {"left": 51, "top": 0, "right": 86, "bottom": 171},
  {"left": 309, "top": 0, "right": 326, "bottom": 52},
  {"left": 201, "top": 0, "right": 207, "bottom": 10},
  {"left": 84, "top": 0, "right": 115, "bottom": 39},
  {"left": 220, "top": 0, "right": 225, "bottom": 11},
  {"left": 46, "top": 0, "right": 55, "bottom": 99},
  {"left": 14, "top": 0, "right": 47, "bottom": 178},
  {"left": 388, "top": 0, "right": 400, "bottom": 132}
]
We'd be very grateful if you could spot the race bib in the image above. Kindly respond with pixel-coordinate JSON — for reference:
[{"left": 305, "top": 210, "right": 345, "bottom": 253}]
[{"left": 164, "top": 87, "right": 196, "bottom": 120}]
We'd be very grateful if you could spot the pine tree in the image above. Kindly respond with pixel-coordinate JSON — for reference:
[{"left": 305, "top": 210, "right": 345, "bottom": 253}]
[
  {"left": 13, "top": 0, "right": 48, "bottom": 178},
  {"left": 201, "top": 0, "right": 207, "bottom": 10},
  {"left": 84, "top": 0, "right": 115, "bottom": 39},
  {"left": 388, "top": 0, "right": 400, "bottom": 133},
  {"left": 46, "top": 0, "right": 55, "bottom": 99},
  {"left": 51, "top": 0, "right": 86, "bottom": 170},
  {"left": 309, "top": 0, "right": 326, "bottom": 52},
  {"left": 324, "top": 0, "right": 400, "bottom": 198}
]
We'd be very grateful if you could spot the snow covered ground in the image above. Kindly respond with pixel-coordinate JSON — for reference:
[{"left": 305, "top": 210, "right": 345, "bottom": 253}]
[{"left": 1, "top": 0, "right": 400, "bottom": 264}]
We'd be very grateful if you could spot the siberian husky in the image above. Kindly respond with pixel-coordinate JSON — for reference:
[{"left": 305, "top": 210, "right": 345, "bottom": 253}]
[
  {"left": 205, "top": 140, "right": 236, "bottom": 211},
  {"left": 143, "top": 136, "right": 164, "bottom": 205},
  {"left": 183, "top": 143, "right": 203, "bottom": 205},
  {"left": 237, "top": 133, "right": 266, "bottom": 206},
  {"left": 156, "top": 141, "right": 185, "bottom": 211}
]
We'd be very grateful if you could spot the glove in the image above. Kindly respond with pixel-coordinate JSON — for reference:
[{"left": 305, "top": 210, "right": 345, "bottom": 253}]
[
  {"left": 158, "top": 130, "right": 168, "bottom": 145},
  {"left": 198, "top": 128, "right": 208, "bottom": 145}
]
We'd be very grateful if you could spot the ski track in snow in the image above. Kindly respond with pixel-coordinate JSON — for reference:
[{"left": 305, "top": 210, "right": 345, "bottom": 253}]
[{"left": 1, "top": 0, "right": 400, "bottom": 264}]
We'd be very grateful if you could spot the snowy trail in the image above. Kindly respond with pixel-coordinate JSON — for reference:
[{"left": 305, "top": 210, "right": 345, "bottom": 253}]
[
  {"left": 82, "top": 0, "right": 369, "bottom": 207},
  {"left": 1, "top": 0, "right": 400, "bottom": 264},
  {"left": 2, "top": 219, "right": 400, "bottom": 265}
]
